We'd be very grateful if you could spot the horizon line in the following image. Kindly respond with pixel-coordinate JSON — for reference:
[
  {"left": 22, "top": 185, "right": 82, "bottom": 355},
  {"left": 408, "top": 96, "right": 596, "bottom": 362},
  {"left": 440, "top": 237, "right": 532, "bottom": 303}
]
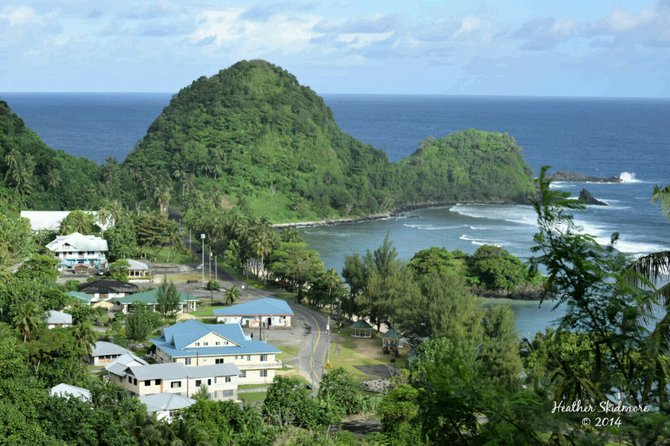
[{"left": 1, "top": 91, "right": 669, "bottom": 101}]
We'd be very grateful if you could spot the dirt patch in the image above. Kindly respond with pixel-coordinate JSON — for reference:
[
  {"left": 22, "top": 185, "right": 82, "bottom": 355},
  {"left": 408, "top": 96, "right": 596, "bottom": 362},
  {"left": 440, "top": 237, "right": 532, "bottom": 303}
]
[
  {"left": 354, "top": 364, "right": 394, "bottom": 378},
  {"left": 335, "top": 416, "right": 383, "bottom": 435}
]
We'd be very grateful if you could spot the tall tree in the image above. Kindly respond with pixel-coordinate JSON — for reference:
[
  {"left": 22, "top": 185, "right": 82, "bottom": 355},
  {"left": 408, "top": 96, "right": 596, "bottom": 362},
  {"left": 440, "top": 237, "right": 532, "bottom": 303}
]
[
  {"left": 224, "top": 286, "right": 240, "bottom": 306},
  {"left": 126, "top": 303, "right": 152, "bottom": 345},
  {"left": 12, "top": 301, "right": 44, "bottom": 342},
  {"left": 156, "top": 279, "right": 181, "bottom": 318},
  {"left": 59, "top": 210, "right": 96, "bottom": 234}
]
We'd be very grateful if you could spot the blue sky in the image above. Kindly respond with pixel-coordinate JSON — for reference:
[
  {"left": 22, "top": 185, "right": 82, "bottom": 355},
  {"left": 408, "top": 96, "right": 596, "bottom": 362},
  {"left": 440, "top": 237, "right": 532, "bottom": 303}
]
[{"left": 1, "top": 0, "right": 669, "bottom": 96}]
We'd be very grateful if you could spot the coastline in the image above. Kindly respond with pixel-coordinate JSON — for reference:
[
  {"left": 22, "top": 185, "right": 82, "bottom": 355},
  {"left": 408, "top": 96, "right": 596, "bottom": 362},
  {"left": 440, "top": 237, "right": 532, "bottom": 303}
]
[{"left": 271, "top": 199, "right": 514, "bottom": 229}]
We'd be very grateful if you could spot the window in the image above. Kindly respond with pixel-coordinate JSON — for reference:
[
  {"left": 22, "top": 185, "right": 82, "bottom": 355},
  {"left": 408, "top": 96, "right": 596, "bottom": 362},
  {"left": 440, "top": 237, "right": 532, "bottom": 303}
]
[
  {"left": 225, "top": 376, "right": 231, "bottom": 383},
  {"left": 247, "top": 355, "right": 251, "bottom": 361},
  {"left": 207, "top": 379, "right": 211, "bottom": 385},
  {"left": 203, "top": 342, "right": 208, "bottom": 346},
  {"left": 171, "top": 381, "right": 181, "bottom": 388},
  {"left": 127, "top": 376, "right": 132, "bottom": 383},
  {"left": 215, "top": 342, "right": 220, "bottom": 346},
  {"left": 260, "top": 370, "right": 268, "bottom": 378},
  {"left": 260, "top": 354, "right": 267, "bottom": 362},
  {"left": 239, "top": 371, "right": 246, "bottom": 378},
  {"left": 215, "top": 358, "right": 224, "bottom": 364},
  {"left": 195, "top": 380, "right": 202, "bottom": 387},
  {"left": 195, "top": 342, "right": 200, "bottom": 346},
  {"left": 154, "top": 379, "right": 161, "bottom": 385},
  {"left": 185, "top": 358, "right": 192, "bottom": 365},
  {"left": 144, "top": 380, "right": 151, "bottom": 386}
]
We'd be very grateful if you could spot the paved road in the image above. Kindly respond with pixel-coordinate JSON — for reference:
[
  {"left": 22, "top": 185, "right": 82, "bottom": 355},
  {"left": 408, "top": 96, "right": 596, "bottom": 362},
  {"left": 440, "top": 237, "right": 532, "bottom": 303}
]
[
  {"left": 176, "top": 257, "right": 330, "bottom": 389},
  {"left": 288, "top": 302, "right": 329, "bottom": 388}
]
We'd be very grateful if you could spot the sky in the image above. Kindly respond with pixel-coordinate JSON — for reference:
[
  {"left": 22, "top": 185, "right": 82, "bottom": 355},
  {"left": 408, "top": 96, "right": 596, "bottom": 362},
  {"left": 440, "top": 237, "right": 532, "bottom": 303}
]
[{"left": 1, "top": 0, "right": 669, "bottom": 97}]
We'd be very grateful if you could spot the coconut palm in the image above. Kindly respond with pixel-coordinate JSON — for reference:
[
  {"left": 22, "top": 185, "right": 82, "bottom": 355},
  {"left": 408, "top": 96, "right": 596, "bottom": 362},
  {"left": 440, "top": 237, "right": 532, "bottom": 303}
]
[
  {"left": 225, "top": 286, "right": 240, "bottom": 306},
  {"left": 46, "top": 168, "right": 62, "bottom": 189},
  {"left": 12, "top": 301, "right": 44, "bottom": 342},
  {"left": 4, "top": 149, "right": 35, "bottom": 195},
  {"left": 72, "top": 322, "right": 97, "bottom": 355},
  {"left": 154, "top": 183, "right": 172, "bottom": 217},
  {"left": 99, "top": 199, "right": 123, "bottom": 228}
]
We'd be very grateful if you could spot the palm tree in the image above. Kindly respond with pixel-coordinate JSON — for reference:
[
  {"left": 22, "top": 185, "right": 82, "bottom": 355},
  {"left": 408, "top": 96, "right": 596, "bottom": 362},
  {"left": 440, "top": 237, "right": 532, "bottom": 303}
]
[
  {"left": 252, "top": 228, "right": 277, "bottom": 281},
  {"left": 72, "top": 322, "right": 97, "bottom": 356},
  {"left": 99, "top": 199, "right": 123, "bottom": 228},
  {"left": 161, "top": 418, "right": 212, "bottom": 446},
  {"left": 322, "top": 268, "right": 342, "bottom": 311},
  {"left": 46, "top": 168, "right": 62, "bottom": 189},
  {"left": 225, "top": 286, "right": 240, "bottom": 306},
  {"left": 12, "top": 302, "right": 44, "bottom": 342},
  {"left": 4, "top": 150, "right": 35, "bottom": 195},
  {"left": 154, "top": 183, "right": 172, "bottom": 217}
]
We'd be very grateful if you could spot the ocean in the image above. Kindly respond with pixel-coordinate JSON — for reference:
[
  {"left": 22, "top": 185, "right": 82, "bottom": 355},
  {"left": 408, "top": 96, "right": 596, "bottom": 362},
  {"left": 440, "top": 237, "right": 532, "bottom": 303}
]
[{"left": 3, "top": 92, "right": 669, "bottom": 339}]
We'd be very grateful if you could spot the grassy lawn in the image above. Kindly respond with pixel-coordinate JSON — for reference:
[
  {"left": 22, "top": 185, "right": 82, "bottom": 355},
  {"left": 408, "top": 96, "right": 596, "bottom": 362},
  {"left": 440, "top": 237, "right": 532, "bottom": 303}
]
[
  {"left": 239, "top": 391, "right": 266, "bottom": 405},
  {"left": 276, "top": 344, "right": 300, "bottom": 362},
  {"left": 165, "top": 272, "right": 202, "bottom": 283},
  {"left": 189, "top": 304, "right": 227, "bottom": 317},
  {"left": 328, "top": 331, "right": 407, "bottom": 380},
  {"left": 142, "top": 246, "right": 194, "bottom": 264}
]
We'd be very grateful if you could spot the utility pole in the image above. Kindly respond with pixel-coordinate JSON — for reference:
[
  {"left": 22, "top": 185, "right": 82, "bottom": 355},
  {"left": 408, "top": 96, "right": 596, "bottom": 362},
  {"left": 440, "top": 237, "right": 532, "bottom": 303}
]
[
  {"left": 209, "top": 250, "right": 212, "bottom": 282},
  {"left": 200, "top": 234, "right": 206, "bottom": 288},
  {"left": 214, "top": 255, "right": 218, "bottom": 280},
  {"left": 189, "top": 229, "right": 192, "bottom": 254}
]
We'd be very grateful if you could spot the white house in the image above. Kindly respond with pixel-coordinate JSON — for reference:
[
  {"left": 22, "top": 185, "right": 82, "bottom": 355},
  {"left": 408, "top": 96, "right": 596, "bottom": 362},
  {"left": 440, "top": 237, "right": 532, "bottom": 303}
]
[
  {"left": 139, "top": 393, "right": 195, "bottom": 421},
  {"left": 127, "top": 259, "right": 150, "bottom": 279},
  {"left": 46, "top": 232, "right": 108, "bottom": 269},
  {"left": 108, "top": 362, "right": 240, "bottom": 401},
  {"left": 89, "top": 341, "right": 136, "bottom": 366},
  {"left": 151, "top": 320, "right": 282, "bottom": 385},
  {"left": 45, "top": 310, "right": 73, "bottom": 329},
  {"left": 20, "top": 210, "right": 112, "bottom": 232},
  {"left": 213, "top": 297, "right": 294, "bottom": 328},
  {"left": 50, "top": 383, "right": 92, "bottom": 402}
]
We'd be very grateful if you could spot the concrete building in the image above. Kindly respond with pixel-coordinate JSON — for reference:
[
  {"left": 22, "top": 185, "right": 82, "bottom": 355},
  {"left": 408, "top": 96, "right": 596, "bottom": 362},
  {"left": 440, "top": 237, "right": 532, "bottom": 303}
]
[
  {"left": 46, "top": 232, "right": 108, "bottom": 269},
  {"left": 45, "top": 310, "right": 73, "bottom": 329},
  {"left": 139, "top": 393, "right": 195, "bottom": 421},
  {"left": 50, "top": 383, "right": 91, "bottom": 401},
  {"left": 112, "top": 289, "right": 198, "bottom": 314},
  {"left": 108, "top": 362, "right": 239, "bottom": 401},
  {"left": 89, "top": 341, "right": 135, "bottom": 366},
  {"left": 151, "top": 320, "right": 282, "bottom": 385},
  {"left": 213, "top": 297, "right": 294, "bottom": 328}
]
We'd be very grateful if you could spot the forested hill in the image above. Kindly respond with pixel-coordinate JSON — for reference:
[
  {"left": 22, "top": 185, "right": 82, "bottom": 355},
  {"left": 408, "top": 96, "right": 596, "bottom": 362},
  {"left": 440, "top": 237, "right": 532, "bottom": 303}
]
[
  {"left": 0, "top": 100, "right": 102, "bottom": 211},
  {"left": 123, "top": 60, "right": 535, "bottom": 222}
]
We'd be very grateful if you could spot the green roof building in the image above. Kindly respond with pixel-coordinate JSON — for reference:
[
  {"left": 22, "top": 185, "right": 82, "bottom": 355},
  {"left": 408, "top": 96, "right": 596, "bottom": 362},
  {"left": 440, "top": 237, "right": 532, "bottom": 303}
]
[
  {"left": 350, "top": 319, "right": 373, "bottom": 338},
  {"left": 112, "top": 289, "right": 198, "bottom": 314}
]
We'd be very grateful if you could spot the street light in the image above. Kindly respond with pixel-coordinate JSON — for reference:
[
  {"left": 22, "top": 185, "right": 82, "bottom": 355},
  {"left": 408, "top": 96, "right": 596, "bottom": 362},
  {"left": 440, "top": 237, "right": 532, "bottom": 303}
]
[
  {"left": 200, "top": 234, "right": 206, "bottom": 288},
  {"left": 209, "top": 250, "right": 212, "bottom": 282}
]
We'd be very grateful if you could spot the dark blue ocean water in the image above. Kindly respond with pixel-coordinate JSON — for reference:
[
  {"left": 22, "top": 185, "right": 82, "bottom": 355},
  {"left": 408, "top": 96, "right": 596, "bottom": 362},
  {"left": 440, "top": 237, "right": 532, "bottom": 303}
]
[{"left": 3, "top": 92, "right": 669, "bottom": 337}]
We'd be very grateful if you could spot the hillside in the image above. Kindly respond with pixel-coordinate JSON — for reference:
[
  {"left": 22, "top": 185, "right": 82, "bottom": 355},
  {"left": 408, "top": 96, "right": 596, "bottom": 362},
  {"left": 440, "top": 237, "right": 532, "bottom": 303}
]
[
  {"left": 400, "top": 130, "right": 535, "bottom": 206},
  {"left": 123, "top": 60, "right": 536, "bottom": 222},
  {"left": 0, "top": 100, "right": 102, "bottom": 211}
]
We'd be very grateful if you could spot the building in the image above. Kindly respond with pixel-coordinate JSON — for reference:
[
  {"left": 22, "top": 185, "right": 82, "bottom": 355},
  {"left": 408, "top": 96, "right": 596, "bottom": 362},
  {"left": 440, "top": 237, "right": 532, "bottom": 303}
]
[
  {"left": 46, "top": 232, "right": 108, "bottom": 269},
  {"left": 151, "top": 320, "right": 282, "bottom": 385},
  {"left": 139, "top": 393, "right": 195, "bottom": 421},
  {"left": 350, "top": 319, "right": 373, "bottom": 338},
  {"left": 77, "top": 279, "right": 139, "bottom": 300},
  {"left": 108, "top": 362, "right": 239, "bottom": 401},
  {"left": 50, "top": 383, "right": 91, "bottom": 401},
  {"left": 20, "top": 210, "right": 112, "bottom": 232},
  {"left": 89, "top": 341, "right": 134, "bottom": 366},
  {"left": 104, "top": 352, "right": 149, "bottom": 376},
  {"left": 127, "top": 259, "right": 150, "bottom": 279},
  {"left": 112, "top": 289, "right": 198, "bottom": 314},
  {"left": 45, "top": 310, "right": 73, "bottom": 329},
  {"left": 213, "top": 297, "right": 294, "bottom": 328}
]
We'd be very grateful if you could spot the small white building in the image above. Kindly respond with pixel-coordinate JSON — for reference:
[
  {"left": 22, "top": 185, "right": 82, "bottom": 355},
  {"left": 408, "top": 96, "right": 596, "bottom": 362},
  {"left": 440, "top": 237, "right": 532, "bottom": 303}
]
[
  {"left": 50, "top": 383, "right": 92, "bottom": 402},
  {"left": 213, "top": 297, "right": 294, "bottom": 328},
  {"left": 139, "top": 393, "right": 196, "bottom": 421},
  {"left": 20, "top": 210, "right": 111, "bottom": 232},
  {"left": 45, "top": 310, "right": 73, "bottom": 329},
  {"left": 108, "top": 362, "right": 240, "bottom": 401},
  {"left": 127, "top": 259, "right": 150, "bottom": 279},
  {"left": 46, "top": 232, "right": 108, "bottom": 269},
  {"left": 89, "top": 341, "right": 135, "bottom": 366}
]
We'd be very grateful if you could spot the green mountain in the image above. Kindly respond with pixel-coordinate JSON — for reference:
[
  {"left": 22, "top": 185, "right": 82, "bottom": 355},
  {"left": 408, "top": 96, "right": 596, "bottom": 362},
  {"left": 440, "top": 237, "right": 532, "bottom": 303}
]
[
  {"left": 123, "top": 60, "right": 535, "bottom": 222},
  {"left": 0, "top": 100, "right": 102, "bottom": 211}
]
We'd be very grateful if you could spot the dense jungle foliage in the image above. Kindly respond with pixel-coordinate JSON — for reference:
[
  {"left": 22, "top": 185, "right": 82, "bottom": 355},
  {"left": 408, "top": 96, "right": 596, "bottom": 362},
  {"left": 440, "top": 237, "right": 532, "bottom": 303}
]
[
  {"left": 121, "top": 60, "right": 535, "bottom": 221},
  {"left": 0, "top": 100, "right": 102, "bottom": 211}
]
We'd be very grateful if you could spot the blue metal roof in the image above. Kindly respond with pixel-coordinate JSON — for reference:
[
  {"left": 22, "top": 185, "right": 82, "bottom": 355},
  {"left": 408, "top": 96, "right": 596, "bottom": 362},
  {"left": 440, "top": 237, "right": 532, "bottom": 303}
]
[
  {"left": 152, "top": 320, "right": 280, "bottom": 357},
  {"left": 213, "top": 297, "right": 294, "bottom": 317}
]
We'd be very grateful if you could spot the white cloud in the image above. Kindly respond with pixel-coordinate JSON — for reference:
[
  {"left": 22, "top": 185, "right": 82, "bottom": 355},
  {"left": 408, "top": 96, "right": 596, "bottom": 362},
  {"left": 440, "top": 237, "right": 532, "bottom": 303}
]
[
  {"left": 189, "top": 8, "right": 323, "bottom": 55},
  {"left": 0, "top": 5, "right": 37, "bottom": 25},
  {"left": 453, "top": 16, "right": 491, "bottom": 40}
]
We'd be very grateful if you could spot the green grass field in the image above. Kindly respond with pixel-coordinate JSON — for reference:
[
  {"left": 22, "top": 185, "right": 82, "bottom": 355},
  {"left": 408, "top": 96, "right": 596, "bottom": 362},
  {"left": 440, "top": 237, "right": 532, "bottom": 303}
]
[{"left": 328, "top": 332, "right": 406, "bottom": 380}]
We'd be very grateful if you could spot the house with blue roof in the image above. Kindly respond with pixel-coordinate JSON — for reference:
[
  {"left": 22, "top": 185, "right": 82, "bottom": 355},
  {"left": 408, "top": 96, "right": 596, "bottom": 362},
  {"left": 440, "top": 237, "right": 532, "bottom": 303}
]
[
  {"left": 213, "top": 297, "right": 294, "bottom": 328},
  {"left": 151, "top": 319, "right": 282, "bottom": 385}
]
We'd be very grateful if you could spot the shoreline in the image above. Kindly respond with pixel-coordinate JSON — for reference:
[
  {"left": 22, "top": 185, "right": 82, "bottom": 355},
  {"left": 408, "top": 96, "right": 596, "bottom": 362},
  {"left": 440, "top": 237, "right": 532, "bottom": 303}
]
[{"left": 271, "top": 199, "right": 515, "bottom": 229}]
